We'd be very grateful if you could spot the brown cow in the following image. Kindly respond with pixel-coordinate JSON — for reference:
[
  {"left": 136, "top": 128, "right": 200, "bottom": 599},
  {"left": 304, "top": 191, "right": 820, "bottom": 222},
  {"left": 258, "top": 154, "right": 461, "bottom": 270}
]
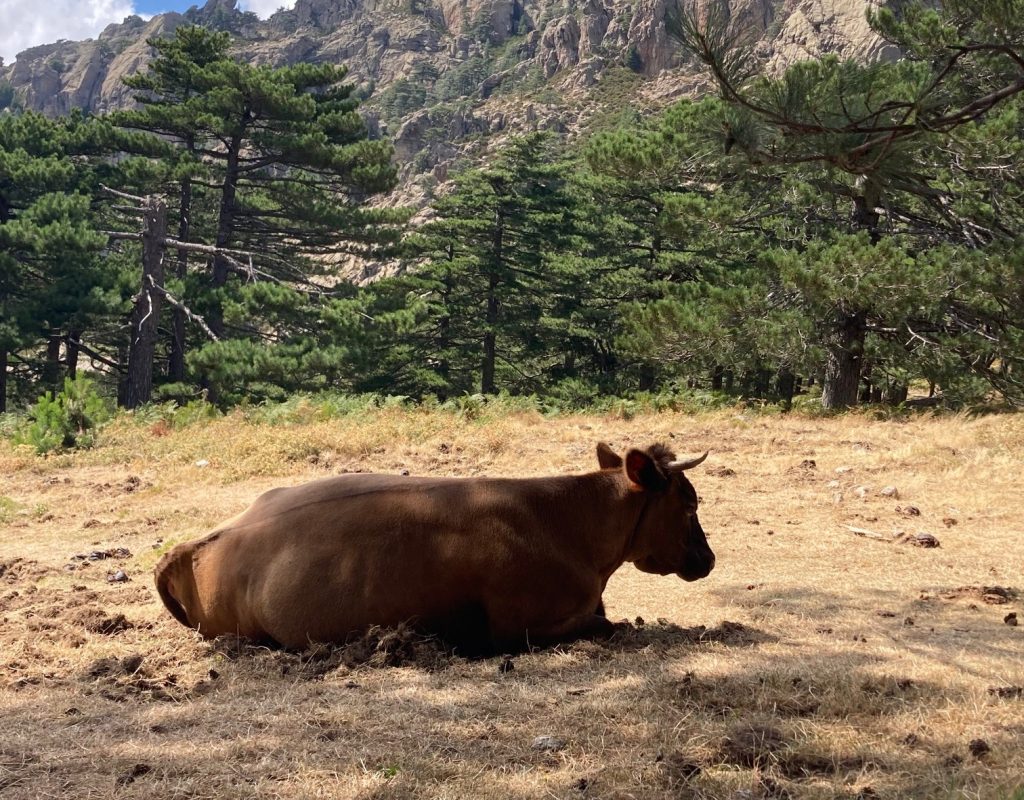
[{"left": 154, "top": 442, "right": 714, "bottom": 653}]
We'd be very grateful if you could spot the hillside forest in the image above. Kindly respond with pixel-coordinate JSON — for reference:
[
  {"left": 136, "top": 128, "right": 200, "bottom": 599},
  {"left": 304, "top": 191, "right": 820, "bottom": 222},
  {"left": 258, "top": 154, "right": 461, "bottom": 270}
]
[{"left": 1, "top": 0, "right": 1023, "bottom": 430}]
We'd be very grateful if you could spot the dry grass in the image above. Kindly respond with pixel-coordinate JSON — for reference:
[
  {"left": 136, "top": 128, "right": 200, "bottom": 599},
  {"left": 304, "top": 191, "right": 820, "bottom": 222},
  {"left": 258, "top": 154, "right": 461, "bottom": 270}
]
[{"left": 1, "top": 407, "right": 1023, "bottom": 799}]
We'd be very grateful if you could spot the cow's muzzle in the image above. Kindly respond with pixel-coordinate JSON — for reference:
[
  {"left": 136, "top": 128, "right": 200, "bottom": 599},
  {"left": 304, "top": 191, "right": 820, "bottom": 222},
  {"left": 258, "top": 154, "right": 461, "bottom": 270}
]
[{"left": 678, "top": 550, "right": 715, "bottom": 582}]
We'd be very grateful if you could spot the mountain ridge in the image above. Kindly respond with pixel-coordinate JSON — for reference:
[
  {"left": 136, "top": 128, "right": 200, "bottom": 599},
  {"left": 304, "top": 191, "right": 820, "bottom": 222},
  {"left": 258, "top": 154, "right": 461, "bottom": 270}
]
[{"left": 0, "top": 0, "right": 893, "bottom": 213}]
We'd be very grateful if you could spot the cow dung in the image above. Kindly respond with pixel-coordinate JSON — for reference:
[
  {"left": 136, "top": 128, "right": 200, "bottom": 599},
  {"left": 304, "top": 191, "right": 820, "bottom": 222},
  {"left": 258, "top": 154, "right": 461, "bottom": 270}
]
[
  {"left": 115, "top": 763, "right": 152, "bottom": 787},
  {"left": 75, "top": 609, "right": 133, "bottom": 635}
]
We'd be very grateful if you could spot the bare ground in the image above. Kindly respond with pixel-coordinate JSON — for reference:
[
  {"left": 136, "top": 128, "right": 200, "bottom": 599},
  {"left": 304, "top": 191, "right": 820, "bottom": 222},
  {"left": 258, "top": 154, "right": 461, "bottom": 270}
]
[{"left": 1, "top": 406, "right": 1022, "bottom": 799}]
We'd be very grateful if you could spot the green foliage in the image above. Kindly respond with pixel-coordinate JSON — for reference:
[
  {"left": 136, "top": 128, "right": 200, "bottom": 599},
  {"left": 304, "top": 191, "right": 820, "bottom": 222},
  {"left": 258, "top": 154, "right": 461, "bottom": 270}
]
[
  {"left": 109, "top": 25, "right": 407, "bottom": 403},
  {"left": 15, "top": 376, "right": 112, "bottom": 453},
  {"left": 0, "top": 111, "right": 126, "bottom": 409},
  {"left": 0, "top": 496, "right": 18, "bottom": 525},
  {"left": 434, "top": 55, "right": 491, "bottom": 102},
  {"left": 0, "top": 80, "right": 15, "bottom": 111},
  {"left": 376, "top": 77, "right": 428, "bottom": 125},
  {"left": 625, "top": 44, "right": 644, "bottom": 73},
  {"left": 3, "top": 4, "right": 1024, "bottom": 417},
  {"left": 371, "top": 133, "right": 583, "bottom": 397}
]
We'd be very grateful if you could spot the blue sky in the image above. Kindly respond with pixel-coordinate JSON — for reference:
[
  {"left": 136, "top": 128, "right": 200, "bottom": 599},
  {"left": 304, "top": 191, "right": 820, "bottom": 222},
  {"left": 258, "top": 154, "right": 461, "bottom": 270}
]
[{"left": 134, "top": 1, "right": 195, "bottom": 13}]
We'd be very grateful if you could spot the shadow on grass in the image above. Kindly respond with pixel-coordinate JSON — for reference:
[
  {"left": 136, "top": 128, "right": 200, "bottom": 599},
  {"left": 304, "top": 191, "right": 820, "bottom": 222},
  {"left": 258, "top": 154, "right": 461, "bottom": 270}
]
[{"left": 3, "top": 627, "right": 1023, "bottom": 800}]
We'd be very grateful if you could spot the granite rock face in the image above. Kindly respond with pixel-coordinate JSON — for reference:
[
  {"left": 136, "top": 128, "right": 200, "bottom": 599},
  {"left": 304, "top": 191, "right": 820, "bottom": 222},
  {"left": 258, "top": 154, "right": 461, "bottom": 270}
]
[{"left": 1, "top": 0, "right": 889, "bottom": 219}]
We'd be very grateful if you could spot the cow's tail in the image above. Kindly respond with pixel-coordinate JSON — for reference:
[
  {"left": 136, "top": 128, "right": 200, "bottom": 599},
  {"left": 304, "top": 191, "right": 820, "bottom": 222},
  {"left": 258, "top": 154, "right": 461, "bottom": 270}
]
[{"left": 154, "top": 544, "right": 196, "bottom": 629}]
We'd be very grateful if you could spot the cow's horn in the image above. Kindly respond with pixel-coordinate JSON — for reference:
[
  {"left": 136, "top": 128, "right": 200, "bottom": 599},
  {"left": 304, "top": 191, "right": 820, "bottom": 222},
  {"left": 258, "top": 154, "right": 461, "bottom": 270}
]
[{"left": 667, "top": 452, "right": 709, "bottom": 472}]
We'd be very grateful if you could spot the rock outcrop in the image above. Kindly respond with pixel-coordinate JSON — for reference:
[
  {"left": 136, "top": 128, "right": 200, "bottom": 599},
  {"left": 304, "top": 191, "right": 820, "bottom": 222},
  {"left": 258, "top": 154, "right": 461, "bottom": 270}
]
[{"left": 1, "top": 0, "right": 890, "bottom": 207}]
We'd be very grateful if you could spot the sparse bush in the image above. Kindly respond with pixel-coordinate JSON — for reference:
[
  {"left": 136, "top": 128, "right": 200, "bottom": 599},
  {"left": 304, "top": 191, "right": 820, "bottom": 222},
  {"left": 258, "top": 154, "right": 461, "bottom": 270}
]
[
  {"left": 0, "top": 496, "right": 18, "bottom": 524},
  {"left": 625, "top": 44, "right": 644, "bottom": 72},
  {"left": 15, "top": 376, "right": 112, "bottom": 454},
  {"left": 170, "top": 399, "right": 221, "bottom": 429},
  {"left": 441, "top": 393, "right": 489, "bottom": 420}
]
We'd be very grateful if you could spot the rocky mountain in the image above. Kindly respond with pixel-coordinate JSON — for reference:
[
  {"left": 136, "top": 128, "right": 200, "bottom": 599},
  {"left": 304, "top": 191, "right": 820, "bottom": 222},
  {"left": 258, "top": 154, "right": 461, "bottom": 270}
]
[{"left": 0, "top": 0, "right": 892, "bottom": 208}]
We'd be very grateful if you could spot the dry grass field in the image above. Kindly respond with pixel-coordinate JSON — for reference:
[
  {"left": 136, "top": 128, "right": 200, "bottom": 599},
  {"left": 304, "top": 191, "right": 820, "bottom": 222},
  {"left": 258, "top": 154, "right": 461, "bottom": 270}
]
[{"left": 1, "top": 404, "right": 1022, "bottom": 799}]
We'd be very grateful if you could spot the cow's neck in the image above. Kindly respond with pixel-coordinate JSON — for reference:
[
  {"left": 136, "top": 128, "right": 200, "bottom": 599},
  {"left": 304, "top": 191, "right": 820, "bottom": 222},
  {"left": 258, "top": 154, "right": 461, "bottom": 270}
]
[{"left": 570, "top": 471, "right": 649, "bottom": 581}]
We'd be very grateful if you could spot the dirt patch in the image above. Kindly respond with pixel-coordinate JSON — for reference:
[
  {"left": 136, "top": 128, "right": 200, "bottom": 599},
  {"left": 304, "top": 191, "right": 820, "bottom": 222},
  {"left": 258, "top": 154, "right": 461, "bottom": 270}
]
[
  {"left": 211, "top": 623, "right": 454, "bottom": 677},
  {"left": 115, "top": 762, "right": 152, "bottom": 787},
  {"left": 657, "top": 750, "right": 702, "bottom": 784},
  {"left": 0, "top": 559, "right": 49, "bottom": 585},
  {"left": 73, "top": 608, "right": 134, "bottom": 635},
  {"left": 89, "top": 476, "right": 149, "bottom": 495},
  {"left": 80, "top": 654, "right": 185, "bottom": 702},
  {"left": 607, "top": 619, "right": 773, "bottom": 651},
  {"left": 935, "top": 586, "right": 1019, "bottom": 604}
]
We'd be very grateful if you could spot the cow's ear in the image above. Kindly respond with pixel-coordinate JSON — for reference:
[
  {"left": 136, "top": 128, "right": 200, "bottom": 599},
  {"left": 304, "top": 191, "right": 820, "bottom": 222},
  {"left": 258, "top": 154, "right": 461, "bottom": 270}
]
[
  {"left": 597, "top": 442, "right": 623, "bottom": 469},
  {"left": 625, "top": 449, "right": 668, "bottom": 491}
]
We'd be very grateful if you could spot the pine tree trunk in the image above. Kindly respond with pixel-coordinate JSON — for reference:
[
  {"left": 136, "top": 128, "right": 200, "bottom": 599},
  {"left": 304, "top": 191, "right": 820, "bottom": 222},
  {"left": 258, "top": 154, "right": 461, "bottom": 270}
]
[
  {"left": 859, "top": 363, "right": 873, "bottom": 403},
  {"left": 43, "top": 331, "right": 62, "bottom": 391},
  {"left": 117, "top": 343, "right": 129, "bottom": 408},
  {"left": 169, "top": 173, "right": 192, "bottom": 383},
  {"left": 481, "top": 206, "right": 503, "bottom": 395},
  {"left": 821, "top": 312, "right": 866, "bottom": 410},
  {"left": 482, "top": 273, "right": 498, "bottom": 395},
  {"left": 125, "top": 198, "right": 168, "bottom": 409},
  {"left": 210, "top": 137, "right": 240, "bottom": 339},
  {"left": 776, "top": 367, "right": 796, "bottom": 410},
  {"left": 0, "top": 349, "right": 7, "bottom": 413},
  {"left": 65, "top": 330, "right": 82, "bottom": 379},
  {"left": 883, "top": 382, "right": 908, "bottom": 405}
]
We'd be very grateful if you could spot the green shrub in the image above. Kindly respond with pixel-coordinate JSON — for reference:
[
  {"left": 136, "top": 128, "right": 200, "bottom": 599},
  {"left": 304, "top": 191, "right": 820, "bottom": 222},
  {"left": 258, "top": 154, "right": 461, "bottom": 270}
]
[
  {"left": 0, "top": 496, "right": 18, "bottom": 525},
  {"left": 15, "top": 376, "right": 112, "bottom": 454}
]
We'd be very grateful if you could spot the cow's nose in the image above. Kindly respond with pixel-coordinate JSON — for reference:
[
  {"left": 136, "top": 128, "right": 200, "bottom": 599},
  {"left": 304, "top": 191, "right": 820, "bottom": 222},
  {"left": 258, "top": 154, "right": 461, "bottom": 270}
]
[{"left": 679, "top": 549, "right": 715, "bottom": 581}]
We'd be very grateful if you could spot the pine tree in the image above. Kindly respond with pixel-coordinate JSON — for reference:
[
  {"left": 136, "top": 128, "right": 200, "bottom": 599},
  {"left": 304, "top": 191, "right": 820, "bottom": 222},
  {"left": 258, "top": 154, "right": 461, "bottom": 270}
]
[
  {"left": 110, "top": 26, "right": 406, "bottom": 403},
  {"left": 0, "top": 112, "right": 119, "bottom": 411},
  {"left": 409, "top": 134, "right": 577, "bottom": 396},
  {"left": 117, "top": 25, "right": 232, "bottom": 383},
  {"left": 667, "top": 0, "right": 1024, "bottom": 407}
]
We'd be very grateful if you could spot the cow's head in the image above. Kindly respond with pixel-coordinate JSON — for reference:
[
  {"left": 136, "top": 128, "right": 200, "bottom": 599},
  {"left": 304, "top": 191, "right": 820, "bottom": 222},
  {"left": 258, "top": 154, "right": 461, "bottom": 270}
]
[{"left": 597, "top": 442, "right": 715, "bottom": 582}]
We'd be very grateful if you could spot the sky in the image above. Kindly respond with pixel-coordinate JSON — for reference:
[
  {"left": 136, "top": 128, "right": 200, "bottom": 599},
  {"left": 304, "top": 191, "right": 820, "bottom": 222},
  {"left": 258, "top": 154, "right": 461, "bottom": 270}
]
[{"left": 0, "top": 0, "right": 296, "bottom": 64}]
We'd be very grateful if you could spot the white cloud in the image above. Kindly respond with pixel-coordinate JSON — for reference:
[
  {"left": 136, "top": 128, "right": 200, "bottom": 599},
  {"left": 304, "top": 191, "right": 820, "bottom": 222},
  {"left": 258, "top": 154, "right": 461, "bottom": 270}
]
[
  {"left": 0, "top": 0, "right": 299, "bottom": 65},
  {"left": 238, "top": 0, "right": 295, "bottom": 19},
  {"left": 0, "top": 0, "right": 136, "bottom": 64}
]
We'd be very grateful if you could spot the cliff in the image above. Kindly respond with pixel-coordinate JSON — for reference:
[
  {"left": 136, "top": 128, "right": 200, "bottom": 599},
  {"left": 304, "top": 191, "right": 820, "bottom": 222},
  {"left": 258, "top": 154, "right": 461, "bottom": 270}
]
[{"left": 0, "top": 0, "right": 891, "bottom": 275}]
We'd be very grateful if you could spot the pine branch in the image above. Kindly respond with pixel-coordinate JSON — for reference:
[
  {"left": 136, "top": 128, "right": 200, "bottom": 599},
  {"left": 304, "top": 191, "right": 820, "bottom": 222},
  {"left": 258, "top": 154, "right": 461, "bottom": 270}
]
[
  {"left": 65, "top": 337, "right": 123, "bottom": 372},
  {"left": 146, "top": 277, "right": 219, "bottom": 341},
  {"left": 99, "top": 184, "right": 148, "bottom": 204},
  {"left": 101, "top": 231, "right": 144, "bottom": 241}
]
